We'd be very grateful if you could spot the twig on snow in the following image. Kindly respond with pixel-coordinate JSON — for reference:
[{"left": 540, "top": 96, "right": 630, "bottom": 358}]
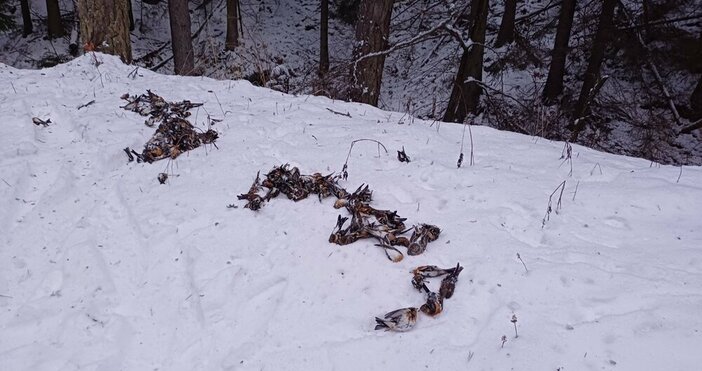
[
  {"left": 340, "top": 139, "right": 388, "bottom": 180},
  {"left": 458, "top": 117, "right": 475, "bottom": 168},
  {"left": 542, "top": 180, "right": 566, "bottom": 228},
  {"left": 210, "top": 90, "right": 226, "bottom": 116},
  {"left": 127, "top": 67, "right": 140, "bottom": 79},
  {"left": 559, "top": 142, "right": 573, "bottom": 177},
  {"left": 326, "top": 108, "right": 352, "bottom": 118},
  {"left": 516, "top": 253, "right": 528, "bottom": 273},
  {"left": 77, "top": 100, "right": 96, "bottom": 110},
  {"left": 590, "top": 163, "right": 602, "bottom": 176},
  {"left": 91, "top": 52, "right": 104, "bottom": 88}
]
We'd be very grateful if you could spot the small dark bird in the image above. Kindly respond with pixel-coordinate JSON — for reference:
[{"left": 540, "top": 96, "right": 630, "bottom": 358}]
[
  {"left": 419, "top": 284, "right": 443, "bottom": 317},
  {"left": 32, "top": 117, "right": 51, "bottom": 127},
  {"left": 375, "top": 307, "right": 418, "bottom": 332},
  {"left": 439, "top": 263, "right": 464, "bottom": 299},
  {"left": 157, "top": 172, "right": 168, "bottom": 184},
  {"left": 416, "top": 224, "right": 441, "bottom": 242},
  {"left": 397, "top": 147, "right": 411, "bottom": 163},
  {"left": 407, "top": 224, "right": 441, "bottom": 255},
  {"left": 412, "top": 265, "right": 455, "bottom": 278},
  {"left": 407, "top": 240, "right": 427, "bottom": 256},
  {"left": 411, "top": 272, "right": 426, "bottom": 292},
  {"left": 333, "top": 214, "right": 348, "bottom": 232}
]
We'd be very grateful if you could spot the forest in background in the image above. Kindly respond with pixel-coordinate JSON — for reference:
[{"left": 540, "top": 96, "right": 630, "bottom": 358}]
[{"left": 1, "top": 0, "right": 700, "bottom": 165}]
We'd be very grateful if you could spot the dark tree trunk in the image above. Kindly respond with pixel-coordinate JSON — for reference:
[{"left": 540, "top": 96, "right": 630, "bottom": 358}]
[
  {"left": 443, "top": 0, "right": 489, "bottom": 123},
  {"left": 642, "top": 0, "right": 652, "bottom": 43},
  {"left": 128, "top": 0, "right": 135, "bottom": 31},
  {"left": 349, "top": 0, "right": 393, "bottom": 106},
  {"left": 46, "top": 0, "right": 65, "bottom": 39},
  {"left": 691, "top": 75, "right": 702, "bottom": 119},
  {"left": 319, "top": 0, "right": 329, "bottom": 76},
  {"left": 168, "top": 0, "right": 196, "bottom": 75},
  {"left": 542, "top": 0, "right": 576, "bottom": 104},
  {"left": 77, "top": 0, "right": 132, "bottom": 63},
  {"left": 570, "top": 0, "right": 618, "bottom": 140},
  {"left": 225, "top": 0, "right": 240, "bottom": 50},
  {"left": 20, "top": 0, "right": 32, "bottom": 37},
  {"left": 494, "top": 0, "right": 517, "bottom": 47}
]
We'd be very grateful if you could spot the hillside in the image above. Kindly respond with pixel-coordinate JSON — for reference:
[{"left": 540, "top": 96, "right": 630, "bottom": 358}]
[
  {"left": 0, "top": 0, "right": 701, "bottom": 166},
  {"left": 0, "top": 54, "right": 701, "bottom": 370}
]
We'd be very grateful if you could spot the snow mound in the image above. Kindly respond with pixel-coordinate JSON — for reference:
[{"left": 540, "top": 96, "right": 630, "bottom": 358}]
[{"left": 1, "top": 54, "right": 701, "bottom": 371}]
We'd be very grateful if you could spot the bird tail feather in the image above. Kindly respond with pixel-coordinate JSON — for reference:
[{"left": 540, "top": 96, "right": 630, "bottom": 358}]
[{"left": 375, "top": 318, "right": 389, "bottom": 330}]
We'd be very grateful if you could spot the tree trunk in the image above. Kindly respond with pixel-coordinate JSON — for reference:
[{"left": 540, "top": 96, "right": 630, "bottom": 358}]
[
  {"left": 46, "top": 0, "right": 65, "bottom": 39},
  {"left": 542, "top": 0, "right": 576, "bottom": 104},
  {"left": 168, "top": 0, "right": 196, "bottom": 75},
  {"left": 20, "top": 0, "right": 32, "bottom": 37},
  {"left": 319, "top": 0, "right": 329, "bottom": 76},
  {"left": 691, "top": 75, "right": 702, "bottom": 120},
  {"left": 225, "top": 0, "right": 240, "bottom": 50},
  {"left": 443, "top": 0, "right": 489, "bottom": 123},
  {"left": 349, "top": 0, "right": 393, "bottom": 106},
  {"left": 128, "top": 0, "right": 135, "bottom": 31},
  {"left": 570, "top": 0, "right": 617, "bottom": 139},
  {"left": 77, "top": 0, "right": 132, "bottom": 63},
  {"left": 494, "top": 0, "right": 517, "bottom": 47},
  {"left": 642, "top": 0, "right": 652, "bottom": 43}
]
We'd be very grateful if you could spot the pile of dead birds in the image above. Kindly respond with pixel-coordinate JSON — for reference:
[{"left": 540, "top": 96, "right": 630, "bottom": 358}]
[
  {"left": 237, "top": 164, "right": 461, "bottom": 332},
  {"left": 375, "top": 263, "right": 463, "bottom": 332},
  {"left": 237, "top": 164, "right": 441, "bottom": 262},
  {"left": 121, "top": 90, "right": 218, "bottom": 163}
]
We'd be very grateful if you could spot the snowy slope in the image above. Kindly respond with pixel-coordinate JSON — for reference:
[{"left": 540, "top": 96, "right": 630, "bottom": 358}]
[{"left": 1, "top": 54, "right": 701, "bottom": 371}]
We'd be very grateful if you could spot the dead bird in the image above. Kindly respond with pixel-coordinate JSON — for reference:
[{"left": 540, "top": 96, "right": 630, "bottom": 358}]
[
  {"left": 397, "top": 146, "right": 411, "bottom": 163},
  {"left": 415, "top": 224, "right": 441, "bottom": 242},
  {"left": 407, "top": 224, "right": 441, "bottom": 256},
  {"left": 385, "top": 232, "right": 409, "bottom": 247},
  {"left": 237, "top": 171, "right": 264, "bottom": 210},
  {"left": 329, "top": 209, "right": 372, "bottom": 246},
  {"left": 419, "top": 283, "right": 443, "bottom": 317},
  {"left": 411, "top": 265, "right": 457, "bottom": 292},
  {"left": 411, "top": 265, "right": 456, "bottom": 278},
  {"left": 32, "top": 117, "right": 51, "bottom": 127},
  {"left": 411, "top": 272, "right": 426, "bottom": 292},
  {"left": 375, "top": 307, "right": 418, "bottom": 332},
  {"left": 407, "top": 240, "right": 427, "bottom": 256},
  {"left": 373, "top": 235, "right": 404, "bottom": 263},
  {"left": 439, "top": 263, "right": 464, "bottom": 299}
]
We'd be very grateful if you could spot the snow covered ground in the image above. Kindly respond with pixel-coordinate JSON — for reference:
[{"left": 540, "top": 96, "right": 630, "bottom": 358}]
[{"left": 1, "top": 54, "right": 701, "bottom": 371}]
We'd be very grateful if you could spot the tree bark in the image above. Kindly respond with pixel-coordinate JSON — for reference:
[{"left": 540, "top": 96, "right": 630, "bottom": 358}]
[
  {"left": 494, "top": 0, "right": 517, "bottom": 47},
  {"left": 77, "top": 0, "right": 132, "bottom": 63},
  {"left": 443, "top": 0, "right": 489, "bottom": 123},
  {"left": 20, "top": 0, "right": 32, "bottom": 37},
  {"left": 349, "top": 0, "right": 393, "bottom": 106},
  {"left": 168, "top": 0, "right": 196, "bottom": 75},
  {"left": 128, "top": 0, "right": 135, "bottom": 31},
  {"left": 691, "top": 75, "right": 702, "bottom": 120},
  {"left": 542, "top": 0, "right": 576, "bottom": 104},
  {"left": 46, "top": 0, "right": 65, "bottom": 39},
  {"left": 642, "top": 0, "right": 652, "bottom": 43},
  {"left": 225, "top": 0, "right": 240, "bottom": 50},
  {"left": 570, "top": 0, "right": 617, "bottom": 139},
  {"left": 319, "top": 0, "right": 329, "bottom": 76}
]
